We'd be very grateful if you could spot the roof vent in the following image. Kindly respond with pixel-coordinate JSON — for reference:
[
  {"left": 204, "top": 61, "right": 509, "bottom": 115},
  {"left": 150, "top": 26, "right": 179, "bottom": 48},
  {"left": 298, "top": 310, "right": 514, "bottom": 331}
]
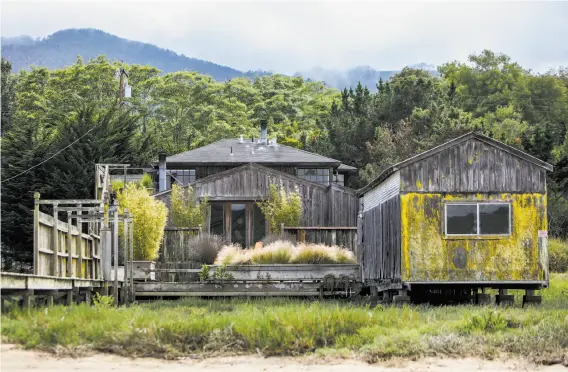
[{"left": 260, "top": 119, "right": 268, "bottom": 144}]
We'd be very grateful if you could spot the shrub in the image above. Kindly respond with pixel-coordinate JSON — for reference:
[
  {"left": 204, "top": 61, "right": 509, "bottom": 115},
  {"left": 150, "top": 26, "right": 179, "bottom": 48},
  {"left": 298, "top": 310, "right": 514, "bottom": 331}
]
[
  {"left": 549, "top": 238, "right": 568, "bottom": 273},
  {"left": 291, "top": 243, "right": 337, "bottom": 264},
  {"left": 139, "top": 173, "right": 153, "bottom": 189},
  {"left": 249, "top": 241, "right": 295, "bottom": 264},
  {"left": 257, "top": 184, "right": 302, "bottom": 234},
  {"left": 111, "top": 179, "right": 124, "bottom": 192},
  {"left": 187, "top": 233, "right": 226, "bottom": 264},
  {"left": 215, "top": 244, "right": 247, "bottom": 265},
  {"left": 117, "top": 183, "right": 168, "bottom": 261},
  {"left": 171, "top": 184, "right": 208, "bottom": 228},
  {"left": 214, "top": 242, "right": 356, "bottom": 265}
]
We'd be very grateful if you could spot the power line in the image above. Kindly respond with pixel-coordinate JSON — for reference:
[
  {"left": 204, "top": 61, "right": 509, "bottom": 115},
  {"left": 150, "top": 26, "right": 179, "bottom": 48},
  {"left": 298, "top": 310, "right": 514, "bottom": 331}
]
[{"left": 1, "top": 126, "right": 97, "bottom": 184}]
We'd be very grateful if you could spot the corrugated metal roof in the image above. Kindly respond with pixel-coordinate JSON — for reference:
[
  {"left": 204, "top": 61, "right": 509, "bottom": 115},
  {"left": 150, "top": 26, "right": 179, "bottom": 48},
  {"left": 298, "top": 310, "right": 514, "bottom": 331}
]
[{"left": 163, "top": 138, "right": 346, "bottom": 167}]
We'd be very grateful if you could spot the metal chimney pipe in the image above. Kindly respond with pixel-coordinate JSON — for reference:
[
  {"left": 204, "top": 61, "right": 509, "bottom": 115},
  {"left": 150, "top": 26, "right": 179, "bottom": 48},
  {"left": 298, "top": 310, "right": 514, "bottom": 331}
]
[
  {"left": 260, "top": 119, "right": 268, "bottom": 144},
  {"left": 158, "top": 152, "right": 167, "bottom": 192}
]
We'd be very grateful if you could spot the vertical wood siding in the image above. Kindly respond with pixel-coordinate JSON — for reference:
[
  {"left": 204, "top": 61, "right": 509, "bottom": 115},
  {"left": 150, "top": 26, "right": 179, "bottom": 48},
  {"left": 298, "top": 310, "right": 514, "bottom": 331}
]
[
  {"left": 361, "top": 196, "right": 401, "bottom": 281},
  {"left": 400, "top": 138, "right": 547, "bottom": 193},
  {"left": 155, "top": 164, "right": 358, "bottom": 228}
]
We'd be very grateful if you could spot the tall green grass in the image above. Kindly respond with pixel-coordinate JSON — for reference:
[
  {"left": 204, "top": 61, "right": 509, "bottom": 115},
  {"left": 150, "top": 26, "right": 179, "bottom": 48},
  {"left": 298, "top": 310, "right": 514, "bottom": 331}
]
[
  {"left": 2, "top": 274, "right": 567, "bottom": 362},
  {"left": 550, "top": 238, "right": 568, "bottom": 273}
]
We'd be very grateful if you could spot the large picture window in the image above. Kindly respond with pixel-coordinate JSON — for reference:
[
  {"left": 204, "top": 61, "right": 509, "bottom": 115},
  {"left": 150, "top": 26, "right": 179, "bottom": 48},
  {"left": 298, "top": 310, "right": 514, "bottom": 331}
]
[
  {"left": 445, "top": 203, "right": 510, "bottom": 236},
  {"left": 169, "top": 169, "right": 196, "bottom": 186},
  {"left": 297, "top": 168, "right": 329, "bottom": 184}
]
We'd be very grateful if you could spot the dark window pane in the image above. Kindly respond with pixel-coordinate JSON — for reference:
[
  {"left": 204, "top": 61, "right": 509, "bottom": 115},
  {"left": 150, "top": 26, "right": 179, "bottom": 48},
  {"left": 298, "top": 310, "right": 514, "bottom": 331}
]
[
  {"left": 446, "top": 204, "right": 477, "bottom": 235},
  {"left": 305, "top": 169, "right": 317, "bottom": 176},
  {"left": 479, "top": 204, "right": 510, "bottom": 235},
  {"left": 253, "top": 204, "right": 266, "bottom": 245},
  {"left": 210, "top": 202, "right": 224, "bottom": 236},
  {"left": 231, "top": 204, "right": 246, "bottom": 247}
]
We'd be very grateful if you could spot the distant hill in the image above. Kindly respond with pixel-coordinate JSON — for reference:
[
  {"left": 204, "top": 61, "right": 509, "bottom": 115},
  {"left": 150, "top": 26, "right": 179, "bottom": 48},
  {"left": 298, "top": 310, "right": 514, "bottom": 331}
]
[
  {"left": 1, "top": 28, "right": 436, "bottom": 91},
  {"left": 0, "top": 28, "right": 269, "bottom": 81}
]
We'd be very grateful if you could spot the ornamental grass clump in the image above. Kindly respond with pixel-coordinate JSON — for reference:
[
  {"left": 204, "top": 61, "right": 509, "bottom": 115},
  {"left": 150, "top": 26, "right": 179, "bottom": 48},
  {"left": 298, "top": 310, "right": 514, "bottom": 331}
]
[
  {"left": 213, "top": 242, "right": 356, "bottom": 265},
  {"left": 249, "top": 241, "right": 295, "bottom": 264}
]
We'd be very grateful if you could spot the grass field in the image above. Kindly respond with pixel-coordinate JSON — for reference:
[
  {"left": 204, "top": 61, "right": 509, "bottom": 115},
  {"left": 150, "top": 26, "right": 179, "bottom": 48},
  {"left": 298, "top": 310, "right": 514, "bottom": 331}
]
[{"left": 1, "top": 274, "right": 567, "bottom": 364}]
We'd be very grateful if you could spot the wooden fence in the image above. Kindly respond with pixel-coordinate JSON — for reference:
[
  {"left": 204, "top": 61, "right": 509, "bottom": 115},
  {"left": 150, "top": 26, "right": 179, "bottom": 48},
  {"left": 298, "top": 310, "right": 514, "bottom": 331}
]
[
  {"left": 158, "top": 227, "right": 202, "bottom": 263},
  {"left": 35, "top": 211, "right": 101, "bottom": 279},
  {"left": 281, "top": 226, "right": 358, "bottom": 251}
]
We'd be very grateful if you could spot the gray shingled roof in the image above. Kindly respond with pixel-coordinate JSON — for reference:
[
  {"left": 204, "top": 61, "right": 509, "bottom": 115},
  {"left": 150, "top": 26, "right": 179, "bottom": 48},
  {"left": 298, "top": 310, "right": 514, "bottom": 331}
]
[{"left": 164, "top": 138, "right": 349, "bottom": 167}]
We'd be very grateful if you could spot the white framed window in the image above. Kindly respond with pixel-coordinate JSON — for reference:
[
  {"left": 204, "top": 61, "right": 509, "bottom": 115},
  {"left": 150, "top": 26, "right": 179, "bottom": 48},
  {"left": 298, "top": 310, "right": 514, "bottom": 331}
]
[{"left": 445, "top": 202, "right": 511, "bottom": 236}]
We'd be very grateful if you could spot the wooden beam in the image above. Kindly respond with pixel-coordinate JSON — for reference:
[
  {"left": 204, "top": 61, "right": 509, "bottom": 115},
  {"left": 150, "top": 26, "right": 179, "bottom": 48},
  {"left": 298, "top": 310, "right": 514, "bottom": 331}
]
[
  {"left": 67, "top": 211, "right": 73, "bottom": 278},
  {"left": 38, "top": 199, "right": 103, "bottom": 205},
  {"left": 52, "top": 205, "right": 59, "bottom": 277},
  {"left": 33, "top": 192, "right": 40, "bottom": 275}
]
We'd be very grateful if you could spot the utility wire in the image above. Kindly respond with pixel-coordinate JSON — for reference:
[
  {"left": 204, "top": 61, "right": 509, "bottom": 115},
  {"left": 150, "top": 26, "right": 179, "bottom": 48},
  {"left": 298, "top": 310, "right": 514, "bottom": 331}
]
[{"left": 1, "top": 126, "right": 97, "bottom": 184}]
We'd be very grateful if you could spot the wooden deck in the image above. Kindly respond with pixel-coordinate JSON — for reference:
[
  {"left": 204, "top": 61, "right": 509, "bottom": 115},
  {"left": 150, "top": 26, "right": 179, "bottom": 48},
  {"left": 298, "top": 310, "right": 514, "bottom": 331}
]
[{"left": 0, "top": 272, "right": 123, "bottom": 309}]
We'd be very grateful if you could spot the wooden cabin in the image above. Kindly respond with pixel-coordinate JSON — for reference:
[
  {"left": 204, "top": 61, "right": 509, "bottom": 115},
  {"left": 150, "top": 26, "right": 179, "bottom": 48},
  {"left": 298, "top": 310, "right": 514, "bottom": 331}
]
[
  {"left": 357, "top": 132, "right": 553, "bottom": 302},
  {"left": 152, "top": 121, "right": 358, "bottom": 247}
]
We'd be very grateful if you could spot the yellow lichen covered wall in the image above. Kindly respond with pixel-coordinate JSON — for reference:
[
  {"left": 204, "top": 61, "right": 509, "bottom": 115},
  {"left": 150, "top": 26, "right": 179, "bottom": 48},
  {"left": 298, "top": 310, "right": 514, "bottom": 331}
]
[{"left": 400, "top": 193, "right": 547, "bottom": 282}]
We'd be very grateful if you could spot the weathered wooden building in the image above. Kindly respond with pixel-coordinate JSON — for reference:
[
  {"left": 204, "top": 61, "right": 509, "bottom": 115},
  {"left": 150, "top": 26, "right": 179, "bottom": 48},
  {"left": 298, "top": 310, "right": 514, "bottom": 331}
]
[
  {"left": 357, "top": 132, "right": 553, "bottom": 303},
  {"left": 153, "top": 121, "right": 358, "bottom": 247}
]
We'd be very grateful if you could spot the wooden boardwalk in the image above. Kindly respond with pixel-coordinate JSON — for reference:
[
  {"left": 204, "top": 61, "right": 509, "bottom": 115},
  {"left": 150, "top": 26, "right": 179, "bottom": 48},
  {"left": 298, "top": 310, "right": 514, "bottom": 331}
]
[{"left": 0, "top": 272, "right": 123, "bottom": 310}]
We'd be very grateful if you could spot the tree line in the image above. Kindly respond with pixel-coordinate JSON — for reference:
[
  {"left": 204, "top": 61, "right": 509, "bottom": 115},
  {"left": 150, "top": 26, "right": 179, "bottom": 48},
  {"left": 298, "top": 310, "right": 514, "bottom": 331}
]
[{"left": 1, "top": 50, "right": 567, "bottom": 270}]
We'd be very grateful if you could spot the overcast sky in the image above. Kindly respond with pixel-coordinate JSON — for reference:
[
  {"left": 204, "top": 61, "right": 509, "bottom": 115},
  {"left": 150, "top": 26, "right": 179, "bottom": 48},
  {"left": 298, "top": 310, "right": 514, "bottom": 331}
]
[{"left": 2, "top": 0, "right": 568, "bottom": 74}]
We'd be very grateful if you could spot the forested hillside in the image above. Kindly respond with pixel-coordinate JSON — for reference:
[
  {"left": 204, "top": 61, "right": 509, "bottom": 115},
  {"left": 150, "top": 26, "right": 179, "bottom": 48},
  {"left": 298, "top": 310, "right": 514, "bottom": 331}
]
[
  {"left": 1, "top": 29, "right": 256, "bottom": 81},
  {"left": 1, "top": 50, "right": 567, "bottom": 270},
  {"left": 2, "top": 28, "right": 431, "bottom": 91}
]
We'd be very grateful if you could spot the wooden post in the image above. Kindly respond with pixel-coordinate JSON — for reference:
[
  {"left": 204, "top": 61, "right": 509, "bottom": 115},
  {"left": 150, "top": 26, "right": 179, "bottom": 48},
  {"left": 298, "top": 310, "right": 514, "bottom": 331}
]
[
  {"left": 101, "top": 192, "right": 111, "bottom": 281},
  {"left": 66, "top": 290, "right": 74, "bottom": 306},
  {"left": 23, "top": 290, "right": 33, "bottom": 309},
  {"left": 113, "top": 201, "right": 119, "bottom": 305},
  {"left": 46, "top": 292, "right": 54, "bottom": 307},
  {"left": 280, "top": 223, "right": 284, "bottom": 237},
  {"left": 299, "top": 229, "right": 306, "bottom": 243},
  {"left": 129, "top": 215, "right": 134, "bottom": 302},
  {"left": 123, "top": 209, "right": 129, "bottom": 303},
  {"left": 33, "top": 192, "right": 41, "bottom": 275},
  {"left": 77, "top": 204, "right": 83, "bottom": 278},
  {"left": 331, "top": 230, "right": 337, "bottom": 246},
  {"left": 52, "top": 204, "right": 59, "bottom": 277},
  {"left": 67, "top": 211, "right": 73, "bottom": 277}
]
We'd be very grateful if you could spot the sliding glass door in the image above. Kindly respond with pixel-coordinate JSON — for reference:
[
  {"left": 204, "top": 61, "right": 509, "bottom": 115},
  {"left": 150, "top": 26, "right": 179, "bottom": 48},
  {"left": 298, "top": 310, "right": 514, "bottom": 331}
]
[
  {"left": 231, "top": 204, "right": 247, "bottom": 247},
  {"left": 208, "top": 202, "right": 266, "bottom": 247}
]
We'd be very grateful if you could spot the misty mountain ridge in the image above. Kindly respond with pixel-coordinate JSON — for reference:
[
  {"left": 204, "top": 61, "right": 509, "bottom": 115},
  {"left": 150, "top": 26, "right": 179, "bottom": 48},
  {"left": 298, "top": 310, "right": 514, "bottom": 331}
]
[{"left": 1, "top": 28, "right": 437, "bottom": 91}]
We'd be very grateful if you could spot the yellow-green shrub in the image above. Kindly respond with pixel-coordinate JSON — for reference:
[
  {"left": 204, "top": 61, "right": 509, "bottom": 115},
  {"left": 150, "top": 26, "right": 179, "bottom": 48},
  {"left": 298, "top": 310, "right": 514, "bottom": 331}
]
[
  {"left": 171, "top": 184, "right": 208, "bottom": 227},
  {"left": 549, "top": 238, "right": 568, "bottom": 273},
  {"left": 117, "top": 183, "right": 168, "bottom": 260},
  {"left": 257, "top": 184, "right": 302, "bottom": 234}
]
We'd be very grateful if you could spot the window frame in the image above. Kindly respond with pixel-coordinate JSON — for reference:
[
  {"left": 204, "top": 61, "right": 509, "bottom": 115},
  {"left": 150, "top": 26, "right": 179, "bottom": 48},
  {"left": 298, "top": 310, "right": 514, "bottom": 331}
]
[
  {"left": 296, "top": 168, "right": 330, "bottom": 185},
  {"left": 444, "top": 201, "right": 511, "bottom": 237}
]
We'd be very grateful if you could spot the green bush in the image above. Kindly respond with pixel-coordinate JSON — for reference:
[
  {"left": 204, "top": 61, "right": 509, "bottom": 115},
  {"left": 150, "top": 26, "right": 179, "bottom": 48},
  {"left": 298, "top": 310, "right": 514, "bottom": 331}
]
[
  {"left": 257, "top": 184, "right": 302, "bottom": 234},
  {"left": 117, "top": 183, "right": 168, "bottom": 260},
  {"left": 171, "top": 184, "right": 208, "bottom": 228},
  {"left": 139, "top": 173, "right": 153, "bottom": 189},
  {"left": 549, "top": 238, "right": 568, "bottom": 273}
]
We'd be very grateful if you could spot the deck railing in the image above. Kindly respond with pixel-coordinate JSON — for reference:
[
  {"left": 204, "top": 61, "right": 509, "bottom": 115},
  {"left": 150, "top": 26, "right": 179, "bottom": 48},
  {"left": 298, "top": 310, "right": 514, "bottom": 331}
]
[
  {"left": 280, "top": 225, "right": 358, "bottom": 251},
  {"left": 159, "top": 226, "right": 202, "bottom": 263}
]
